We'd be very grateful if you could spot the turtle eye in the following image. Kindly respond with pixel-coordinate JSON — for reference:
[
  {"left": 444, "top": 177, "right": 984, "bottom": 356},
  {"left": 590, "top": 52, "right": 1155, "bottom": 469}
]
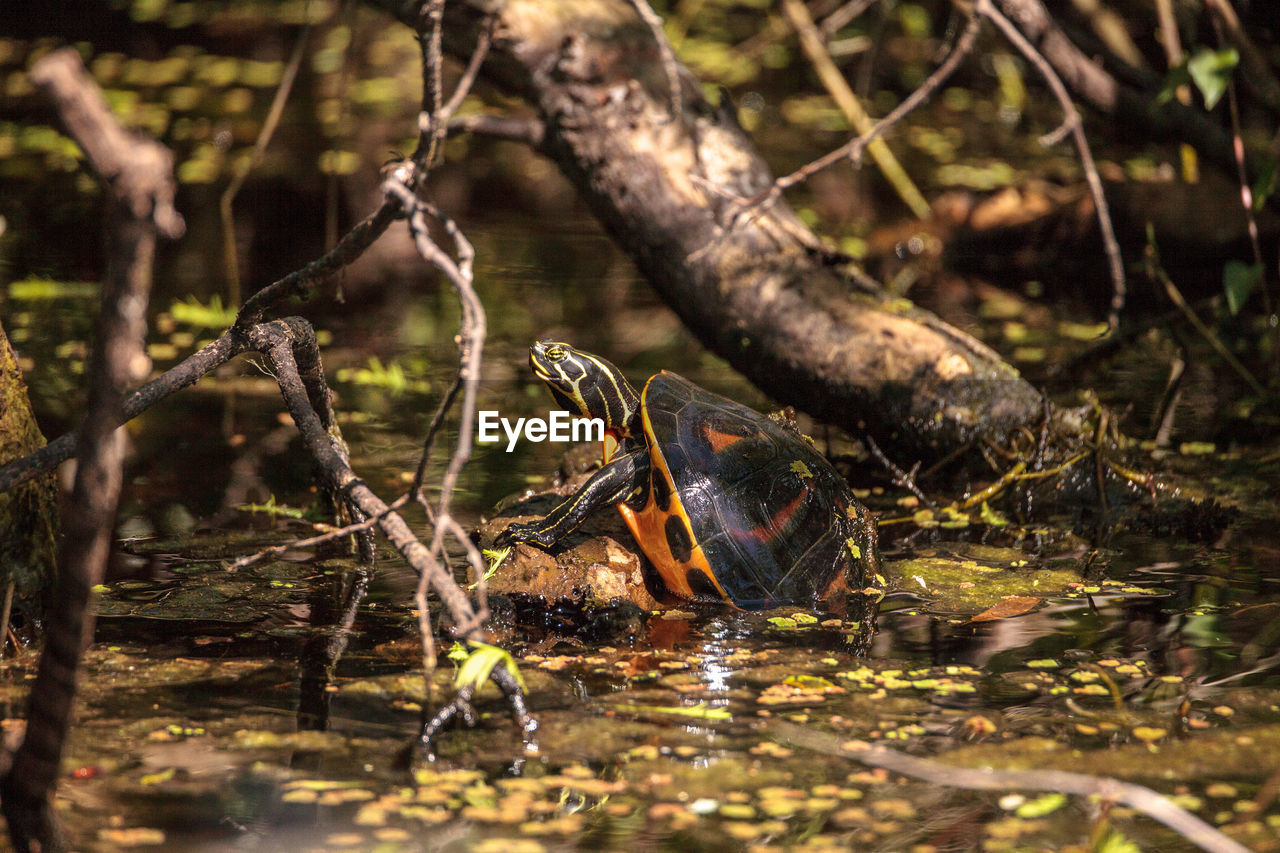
[{"left": 546, "top": 346, "right": 566, "bottom": 362}]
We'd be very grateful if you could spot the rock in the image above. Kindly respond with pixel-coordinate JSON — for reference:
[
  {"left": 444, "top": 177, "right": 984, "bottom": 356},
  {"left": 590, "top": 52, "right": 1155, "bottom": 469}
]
[{"left": 478, "top": 453, "right": 663, "bottom": 611}]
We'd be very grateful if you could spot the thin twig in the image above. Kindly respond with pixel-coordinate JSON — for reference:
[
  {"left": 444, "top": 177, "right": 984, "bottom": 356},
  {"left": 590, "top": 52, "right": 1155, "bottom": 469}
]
[
  {"left": 772, "top": 721, "right": 1252, "bottom": 853},
  {"left": 1146, "top": 241, "right": 1267, "bottom": 396},
  {"left": 410, "top": 372, "right": 463, "bottom": 501},
  {"left": 382, "top": 177, "right": 489, "bottom": 662},
  {"left": 439, "top": 18, "right": 495, "bottom": 124},
  {"left": 221, "top": 25, "right": 310, "bottom": 305},
  {"left": 236, "top": 199, "right": 400, "bottom": 326},
  {"left": 0, "top": 332, "right": 243, "bottom": 492},
  {"left": 3, "top": 48, "right": 181, "bottom": 851},
  {"left": 864, "top": 434, "right": 929, "bottom": 504},
  {"left": 447, "top": 114, "right": 546, "bottom": 147},
  {"left": 732, "top": 12, "right": 979, "bottom": 229},
  {"left": 821, "top": 0, "right": 878, "bottom": 35},
  {"left": 975, "top": 0, "right": 1127, "bottom": 332},
  {"left": 1210, "top": 8, "right": 1280, "bottom": 384},
  {"left": 781, "top": 0, "right": 931, "bottom": 219},
  {"left": 229, "top": 492, "right": 413, "bottom": 570},
  {"left": 630, "top": 0, "right": 684, "bottom": 123},
  {"left": 384, "top": 182, "right": 488, "bottom": 606},
  {"left": 419, "top": 0, "right": 447, "bottom": 166}
]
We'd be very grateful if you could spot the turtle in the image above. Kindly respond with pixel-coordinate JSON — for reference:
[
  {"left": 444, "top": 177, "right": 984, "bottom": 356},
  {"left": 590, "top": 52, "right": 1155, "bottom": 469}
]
[{"left": 498, "top": 341, "right": 881, "bottom": 610}]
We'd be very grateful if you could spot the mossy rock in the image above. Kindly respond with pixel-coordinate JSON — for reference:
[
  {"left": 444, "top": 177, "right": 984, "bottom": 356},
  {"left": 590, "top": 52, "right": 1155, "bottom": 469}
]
[
  {"left": 0, "top": 321, "right": 59, "bottom": 628},
  {"left": 478, "top": 449, "right": 663, "bottom": 612}
]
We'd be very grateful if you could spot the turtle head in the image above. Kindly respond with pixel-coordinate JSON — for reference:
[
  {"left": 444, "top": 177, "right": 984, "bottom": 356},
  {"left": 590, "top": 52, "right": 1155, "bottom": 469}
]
[{"left": 529, "top": 341, "right": 640, "bottom": 436}]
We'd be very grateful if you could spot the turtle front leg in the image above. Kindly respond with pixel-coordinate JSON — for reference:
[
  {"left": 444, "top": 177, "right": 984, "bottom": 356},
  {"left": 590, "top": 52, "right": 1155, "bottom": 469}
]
[{"left": 498, "top": 449, "right": 648, "bottom": 549}]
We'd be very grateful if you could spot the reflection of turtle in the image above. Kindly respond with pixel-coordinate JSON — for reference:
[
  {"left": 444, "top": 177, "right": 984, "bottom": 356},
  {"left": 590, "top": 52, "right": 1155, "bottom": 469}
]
[{"left": 499, "top": 342, "right": 880, "bottom": 609}]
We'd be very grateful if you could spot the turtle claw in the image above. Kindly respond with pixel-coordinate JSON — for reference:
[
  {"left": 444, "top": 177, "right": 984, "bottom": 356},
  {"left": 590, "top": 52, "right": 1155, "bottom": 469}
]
[{"left": 496, "top": 521, "right": 555, "bottom": 549}]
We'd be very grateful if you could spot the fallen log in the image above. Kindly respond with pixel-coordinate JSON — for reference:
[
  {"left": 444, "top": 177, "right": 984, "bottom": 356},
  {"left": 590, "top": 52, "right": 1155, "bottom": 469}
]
[{"left": 370, "top": 0, "right": 1045, "bottom": 461}]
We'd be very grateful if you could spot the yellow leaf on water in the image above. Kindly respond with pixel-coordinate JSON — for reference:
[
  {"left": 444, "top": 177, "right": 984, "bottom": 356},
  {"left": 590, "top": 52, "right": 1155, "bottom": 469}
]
[{"left": 1132, "top": 726, "right": 1167, "bottom": 742}]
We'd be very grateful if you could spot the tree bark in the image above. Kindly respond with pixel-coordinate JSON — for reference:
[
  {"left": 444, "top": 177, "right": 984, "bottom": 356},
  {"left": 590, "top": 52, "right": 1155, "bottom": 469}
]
[
  {"left": 1, "top": 48, "right": 182, "bottom": 852},
  {"left": 371, "top": 0, "right": 1044, "bottom": 461},
  {"left": 0, "top": 321, "right": 58, "bottom": 632}
]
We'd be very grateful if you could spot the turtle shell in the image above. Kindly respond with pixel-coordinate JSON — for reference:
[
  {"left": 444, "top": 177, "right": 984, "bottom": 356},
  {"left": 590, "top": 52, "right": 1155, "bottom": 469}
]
[{"left": 613, "top": 371, "right": 875, "bottom": 608}]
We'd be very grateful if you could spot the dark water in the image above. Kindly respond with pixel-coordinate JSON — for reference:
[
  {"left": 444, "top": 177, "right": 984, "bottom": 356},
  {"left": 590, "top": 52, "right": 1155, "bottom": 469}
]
[{"left": 3, "top": 205, "right": 1279, "bottom": 851}]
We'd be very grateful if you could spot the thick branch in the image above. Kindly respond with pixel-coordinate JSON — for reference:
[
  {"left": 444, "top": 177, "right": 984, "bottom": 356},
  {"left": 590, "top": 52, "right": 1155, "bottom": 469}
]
[
  {"left": 0, "top": 333, "right": 244, "bottom": 493},
  {"left": 368, "top": 0, "right": 1045, "bottom": 460},
  {"left": 251, "top": 319, "right": 484, "bottom": 642},
  {"left": 2, "top": 48, "right": 182, "bottom": 853}
]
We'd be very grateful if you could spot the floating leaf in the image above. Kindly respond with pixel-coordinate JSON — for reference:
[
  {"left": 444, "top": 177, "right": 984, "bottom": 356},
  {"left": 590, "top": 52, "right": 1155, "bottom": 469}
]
[
  {"left": 1187, "top": 47, "right": 1238, "bottom": 110},
  {"left": 139, "top": 767, "right": 175, "bottom": 786},
  {"left": 1179, "top": 441, "right": 1216, "bottom": 456},
  {"left": 1016, "top": 793, "right": 1066, "bottom": 818},
  {"left": 967, "top": 595, "right": 1041, "bottom": 624},
  {"left": 97, "top": 827, "right": 166, "bottom": 847},
  {"left": 1132, "top": 726, "right": 1167, "bottom": 742},
  {"left": 1223, "top": 261, "right": 1262, "bottom": 315},
  {"left": 612, "top": 700, "right": 731, "bottom": 720},
  {"left": 782, "top": 674, "right": 837, "bottom": 692},
  {"left": 169, "top": 294, "right": 237, "bottom": 329},
  {"left": 236, "top": 494, "right": 305, "bottom": 518},
  {"left": 6, "top": 278, "right": 99, "bottom": 300},
  {"left": 1097, "top": 830, "right": 1143, "bottom": 853}
]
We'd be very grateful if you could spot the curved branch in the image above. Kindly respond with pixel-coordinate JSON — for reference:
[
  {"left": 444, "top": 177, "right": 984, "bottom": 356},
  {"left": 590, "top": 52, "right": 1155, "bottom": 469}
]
[
  {"left": 2, "top": 47, "right": 182, "bottom": 852},
  {"left": 975, "top": 0, "right": 1127, "bottom": 330}
]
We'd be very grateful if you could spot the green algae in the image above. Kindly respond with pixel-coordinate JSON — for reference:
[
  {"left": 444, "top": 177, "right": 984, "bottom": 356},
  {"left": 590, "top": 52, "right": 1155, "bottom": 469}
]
[{"left": 887, "top": 545, "right": 1083, "bottom": 612}]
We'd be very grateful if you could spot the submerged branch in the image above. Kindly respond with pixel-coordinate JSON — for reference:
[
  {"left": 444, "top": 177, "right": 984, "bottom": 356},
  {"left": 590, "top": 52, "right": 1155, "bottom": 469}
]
[{"left": 772, "top": 721, "right": 1252, "bottom": 853}]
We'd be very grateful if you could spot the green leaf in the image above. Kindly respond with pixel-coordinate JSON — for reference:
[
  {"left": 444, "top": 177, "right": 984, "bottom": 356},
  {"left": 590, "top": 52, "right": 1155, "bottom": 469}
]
[
  {"left": 612, "top": 700, "right": 732, "bottom": 720},
  {"left": 454, "top": 641, "right": 525, "bottom": 694},
  {"left": 1186, "top": 47, "right": 1238, "bottom": 110},
  {"left": 470, "top": 547, "right": 511, "bottom": 590},
  {"left": 1156, "top": 64, "right": 1192, "bottom": 105},
  {"left": 979, "top": 501, "right": 1009, "bottom": 527},
  {"left": 1015, "top": 792, "right": 1066, "bottom": 818},
  {"left": 1223, "top": 261, "right": 1262, "bottom": 315},
  {"left": 1253, "top": 159, "right": 1277, "bottom": 212},
  {"left": 1096, "top": 830, "right": 1142, "bottom": 853},
  {"left": 169, "top": 294, "right": 238, "bottom": 329}
]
